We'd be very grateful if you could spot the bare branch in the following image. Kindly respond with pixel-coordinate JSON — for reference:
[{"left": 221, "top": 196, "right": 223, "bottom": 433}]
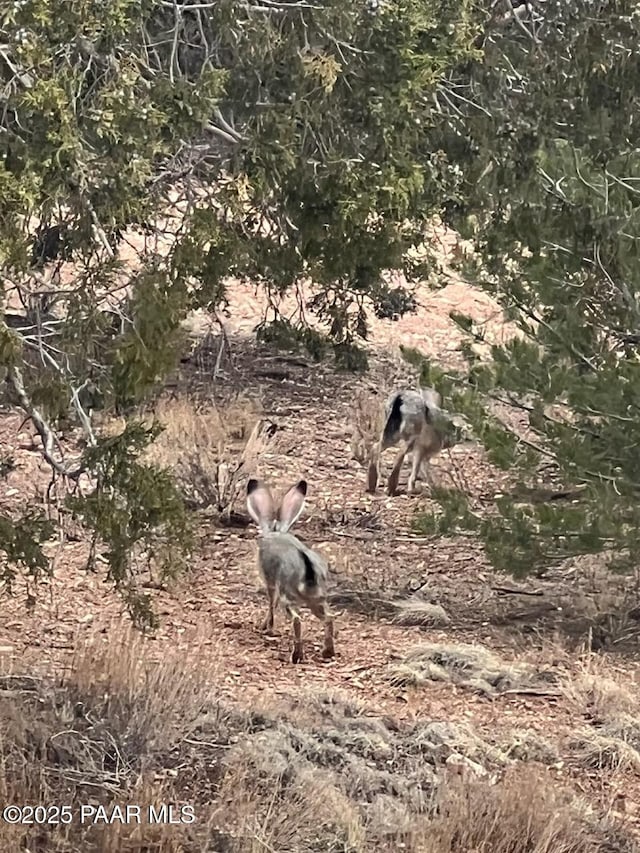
[
  {"left": 205, "top": 122, "right": 243, "bottom": 146},
  {"left": 6, "top": 365, "right": 84, "bottom": 480},
  {"left": 70, "top": 380, "right": 98, "bottom": 448}
]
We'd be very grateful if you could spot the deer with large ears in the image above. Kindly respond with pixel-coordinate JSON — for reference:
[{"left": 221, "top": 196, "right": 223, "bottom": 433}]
[
  {"left": 246, "top": 478, "right": 335, "bottom": 664},
  {"left": 367, "top": 388, "right": 463, "bottom": 496}
]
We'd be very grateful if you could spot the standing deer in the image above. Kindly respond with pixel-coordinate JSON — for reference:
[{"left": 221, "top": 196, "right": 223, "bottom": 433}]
[
  {"left": 246, "top": 478, "right": 335, "bottom": 664},
  {"left": 367, "top": 388, "right": 461, "bottom": 496}
]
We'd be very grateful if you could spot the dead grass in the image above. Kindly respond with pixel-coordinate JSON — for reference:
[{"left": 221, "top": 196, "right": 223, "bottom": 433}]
[
  {"left": 148, "top": 395, "right": 277, "bottom": 518},
  {"left": 427, "top": 766, "right": 633, "bottom": 853},
  {"left": 569, "top": 714, "right": 640, "bottom": 775},
  {"left": 391, "top": 598, "right": 451, "bottom": 627},
  {"left": 0, "top": 628, "right": 231, "bottom": 852},
  {"left": 388, "top": 641, "right": 558, "bottom": 697},
  {"left": 563, "top": 658, "right": 640, "bottom": 778},
  {"left": 349, "top": 387, "right": 385, "bottom": 466},
  {"left": 565, "top": 659, "right": 639, "bottom": 723},
  {"left": 569, "top": 730, "right": 640, "bottom": 775},
  {"left": 603, "top": 714, "right": 640, "bottom": 753},
  {"left": 67, "top": 627, "right": 214, "bottom": 751},
  {"left": 0, "top": 634, "right": 637, "bottom": 853},
  {"left": 215, "top": 694, "right": 635, "bottom": 853},
  {"left": 215, "top": 701, "right": 478, "bottom": 851},
  {"left": 497, "top": 729, "right": 561, "bottom": 765}
]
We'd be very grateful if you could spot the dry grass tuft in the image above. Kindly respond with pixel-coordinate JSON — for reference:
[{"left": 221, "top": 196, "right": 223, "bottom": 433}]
[
  {"left": 0, "top": 629, "right": 235, "bottom": 852},
  {"left": 428, "top": 765, "right": 632, "bottom": 853},
  {"left": 565, "top": 661, "right": 639, "bottom": 723},
  {"left": 68, "top": 627, "right": 214, "bottom": 750},
  {"left": 569, "top": 713, "right": 640, "bottom": 774},
  {"left": 149, "top": 395, "right": 277, "bottom": 518},
  {"left": 349, "top": 387, "right": 385, "bottom": 466},
  {"left": 563, "top": 658, "right": 640, "bottom": 778},
  {"left": 283, "top": 687, "right": 371, "bottom": 726},
  {"left": 217, "top": 739, "right": 368, "bottom": 852},
  {"left": 498, "top": 729, "right": 561, "bottom": 765},
  {"left": 601, "top": 713, "right": 640, "bottom": 752},
  {"left": 392, "top": 598, "right": 451, "bottom": 627},
  {"left": 388, "top": 641, "right": 556, "bottom": 697},
  {"left": 569, "top": 730, "right": 640, "bottom": 774}
]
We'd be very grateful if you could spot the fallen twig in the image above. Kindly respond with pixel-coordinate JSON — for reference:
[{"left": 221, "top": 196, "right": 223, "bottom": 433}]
[
  {"left": 492, "top": 585, "right": 545, "bottom": 597},
  {"left": 498, "top": 687, "right": 562, "bottom": 698}
]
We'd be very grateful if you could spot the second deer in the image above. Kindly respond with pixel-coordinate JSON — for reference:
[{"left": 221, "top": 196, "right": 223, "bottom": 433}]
[{"left": 367, "top": 388, "right": 461, "bottom": 496}]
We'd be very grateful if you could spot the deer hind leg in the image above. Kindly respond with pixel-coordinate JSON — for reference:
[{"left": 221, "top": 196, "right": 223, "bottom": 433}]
[
  {"left": 366, "top": 441, "right": 382, "bottom": 493},
  {"left": 407, "top": 447, "right": 425, "bottom": 494},
  {"left": 387, "top": 443, "right": 409, "bottom": 496},
  {"left": 420, "top": 456, "right": 435, "bottom": 491},
  {"left": 310, "top": 600, "right": 335, "bottom": 660},
  {"left": 261, "top": 584, "right": 278, "bottom": 633},
  {"left": 285, "top": 604, "right": 304, "bottom": 663}
]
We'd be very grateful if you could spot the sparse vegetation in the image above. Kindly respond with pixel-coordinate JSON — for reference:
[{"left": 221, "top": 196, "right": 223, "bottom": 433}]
[
  {"left": 5, "top": 635, "right": 635, "bottom": 853},
  {"left": 2, "top": 1, "right": 640, "bottom": 850},
  {"left": 148, "top": 396, "right": 276, "bottom": 519},
  {"left": 389, "top": 641, "right": 558, "bottom": 698}
]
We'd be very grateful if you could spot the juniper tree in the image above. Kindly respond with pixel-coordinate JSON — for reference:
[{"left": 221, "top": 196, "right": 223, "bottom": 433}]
[
  {"left": 0, "top": 0, "right": 482, "bottom": 618},
  {"left": 414, "top": 1, "right": 640, "bottom": 580}
]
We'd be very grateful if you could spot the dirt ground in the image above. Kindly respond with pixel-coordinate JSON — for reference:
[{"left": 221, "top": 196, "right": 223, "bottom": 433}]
[{"left": 2, "top": 268, "right": 640, "bottom": 850}]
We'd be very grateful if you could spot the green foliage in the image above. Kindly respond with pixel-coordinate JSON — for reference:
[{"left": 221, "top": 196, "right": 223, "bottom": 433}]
[
  {"left": 0, "top": 512, "right": 54, "bottom": 587},
  {"left": 415, "top": 480, "right": 621, "bottom": 579},
  {"left": 67, "top": 421, "right": 191, "bottom": 626},
  {"left": 412, "top": 486, "right": 479, "bottom": 538},
  {"left": 164, "top": 0, "right": 483, "bottom": 347},
  {"left": 333, "top": 341, "right": 369, "bottom": 373},
  {"left": 433, "top": 0, "right": 640, "bottom": 576},
  {"left": 400, "top": 346, "right": 452, "bottom": 390},
  {"left": 255, "top": 318, "right": 329, "bottom": 363},
  {"left": 0, "top": 456, "right": 54, "bottom": 588},
  {"left": 405, "top": 1, "right": 640, "bottom": 578},
  {"left": 111, "top": 269, "right": 189, "bottom": 409}
]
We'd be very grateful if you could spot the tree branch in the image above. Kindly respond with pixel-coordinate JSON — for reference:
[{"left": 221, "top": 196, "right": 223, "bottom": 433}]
[{"left": 6, "top": 365, "right": 84, "bottom": 480}]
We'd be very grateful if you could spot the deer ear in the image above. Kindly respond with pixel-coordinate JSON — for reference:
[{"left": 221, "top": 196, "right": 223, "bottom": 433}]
[
  {"left": 247, "top": 479, "right": 275, "bottom": 533},
  {"left": 277, "top": 480, "right": 307, "bottom": 533},
  {"left": 421, "top": 387, "right": 442, "bottom": 410}
]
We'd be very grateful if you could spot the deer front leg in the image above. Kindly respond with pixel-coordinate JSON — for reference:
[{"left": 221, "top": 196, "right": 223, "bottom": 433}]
[
  {"left": 261, "top": 585, "right": 278, "bottom": 633},
  {"left": 366, "top": 441, "right": 382, "bottom": 493},
  {"left": 286, "top": 604, "right": 304, "bottom": 663},
  {"left": 310, "top": 600, "right": 335, "bottom": 659},
  {"left": 387, "top": 444, "right": 408, "bottom": 496}
]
